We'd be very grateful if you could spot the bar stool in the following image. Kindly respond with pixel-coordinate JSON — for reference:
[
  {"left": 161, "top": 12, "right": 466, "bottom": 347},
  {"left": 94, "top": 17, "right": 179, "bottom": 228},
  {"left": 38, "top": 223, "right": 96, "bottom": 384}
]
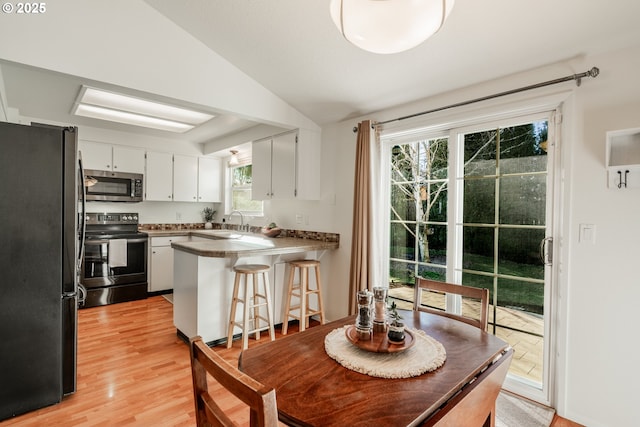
[
  {"left": 282, "top": 259, "right": 326, "bottom": 335},
  {"left": 227, "top": 264, "right": 275, "bottom": 350}
]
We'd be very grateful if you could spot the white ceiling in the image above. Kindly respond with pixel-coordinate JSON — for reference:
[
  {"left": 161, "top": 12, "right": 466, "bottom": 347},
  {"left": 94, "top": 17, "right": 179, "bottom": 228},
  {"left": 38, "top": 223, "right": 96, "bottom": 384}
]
[{"left": 3, "top": 0, "right": 640, "bottom": 145}]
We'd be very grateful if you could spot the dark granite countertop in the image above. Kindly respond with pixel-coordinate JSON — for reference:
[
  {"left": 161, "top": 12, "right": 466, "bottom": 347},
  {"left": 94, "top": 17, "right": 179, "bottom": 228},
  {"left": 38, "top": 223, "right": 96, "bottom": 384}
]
[{"left": 164, "top": 230, "right": 339, "bottom": 258}]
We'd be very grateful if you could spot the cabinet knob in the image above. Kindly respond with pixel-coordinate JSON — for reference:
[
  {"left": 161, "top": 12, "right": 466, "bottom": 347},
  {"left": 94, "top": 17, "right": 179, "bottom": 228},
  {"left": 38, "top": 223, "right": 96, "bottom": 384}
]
[{"left": 113, "top": 165, "right": 117, "bottom": 169}]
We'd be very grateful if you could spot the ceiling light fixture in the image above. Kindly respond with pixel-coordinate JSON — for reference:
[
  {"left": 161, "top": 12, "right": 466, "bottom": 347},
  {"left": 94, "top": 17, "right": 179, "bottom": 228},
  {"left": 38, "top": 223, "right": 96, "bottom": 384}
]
[
  {"left": 72, "top": 86, "right": 214, "bottom": 133},
  {"left": 329, "top": 0, "right": 455, "bottom": 54},
  {"left": 229, "top": 150, "right": 239, "bottom": 166}
]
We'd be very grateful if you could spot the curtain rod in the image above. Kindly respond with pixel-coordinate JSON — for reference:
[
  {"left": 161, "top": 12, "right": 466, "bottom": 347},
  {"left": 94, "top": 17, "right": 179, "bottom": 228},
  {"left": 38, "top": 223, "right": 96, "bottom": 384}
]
[{"left": 352, "top": 66, "right": 600, "bottom": 132}]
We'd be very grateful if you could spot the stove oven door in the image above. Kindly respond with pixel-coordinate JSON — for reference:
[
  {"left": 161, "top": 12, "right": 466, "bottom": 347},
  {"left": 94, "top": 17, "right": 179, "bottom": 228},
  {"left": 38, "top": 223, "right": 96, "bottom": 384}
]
[{"left": 81, "top": 236, "right": 147, "bottom": 288}]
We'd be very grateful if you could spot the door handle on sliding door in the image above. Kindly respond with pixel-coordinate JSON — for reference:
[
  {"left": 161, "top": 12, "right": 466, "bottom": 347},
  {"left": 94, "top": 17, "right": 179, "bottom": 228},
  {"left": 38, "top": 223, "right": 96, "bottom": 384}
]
[{"left": 539, "top": 237, "right": 553, "bottom": 266}]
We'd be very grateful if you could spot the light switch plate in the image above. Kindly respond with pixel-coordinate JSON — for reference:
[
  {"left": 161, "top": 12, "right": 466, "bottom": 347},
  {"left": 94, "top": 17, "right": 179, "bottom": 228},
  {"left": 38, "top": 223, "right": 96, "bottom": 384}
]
[{"left": 579, "top": 223, "right": 596, "bottom": 243}]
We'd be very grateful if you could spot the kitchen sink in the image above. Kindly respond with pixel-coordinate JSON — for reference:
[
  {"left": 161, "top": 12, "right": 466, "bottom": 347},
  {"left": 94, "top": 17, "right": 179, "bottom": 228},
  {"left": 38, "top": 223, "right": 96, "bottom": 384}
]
[{"left": 197, "top": 230, "right": 242, "bottom": 239}]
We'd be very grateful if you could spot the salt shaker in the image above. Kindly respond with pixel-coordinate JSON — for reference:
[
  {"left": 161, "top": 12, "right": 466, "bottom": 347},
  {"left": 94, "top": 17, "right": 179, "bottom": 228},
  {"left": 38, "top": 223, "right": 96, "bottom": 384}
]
[{"left": 372, "top": 286, "right": 387, "bottom": 333}]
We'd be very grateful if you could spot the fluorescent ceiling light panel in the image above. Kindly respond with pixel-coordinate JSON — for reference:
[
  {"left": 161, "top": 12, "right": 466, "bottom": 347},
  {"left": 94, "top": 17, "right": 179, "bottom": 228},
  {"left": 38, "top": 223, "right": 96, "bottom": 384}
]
[
  {"left": 75, "top": 104, "right": 194, "bottom": 133},
  {"left": 73, "top": 86, "right": 214, "bottom": 133}
]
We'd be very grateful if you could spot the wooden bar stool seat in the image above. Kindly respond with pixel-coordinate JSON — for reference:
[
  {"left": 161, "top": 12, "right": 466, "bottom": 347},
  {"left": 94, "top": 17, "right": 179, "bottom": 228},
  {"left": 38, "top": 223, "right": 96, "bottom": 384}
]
[
  {"left": 227, "top": 264, "right": 275, "bottom": 350},
  {"left": 282, "top": 259, "right": 325, "bottom": 335}
]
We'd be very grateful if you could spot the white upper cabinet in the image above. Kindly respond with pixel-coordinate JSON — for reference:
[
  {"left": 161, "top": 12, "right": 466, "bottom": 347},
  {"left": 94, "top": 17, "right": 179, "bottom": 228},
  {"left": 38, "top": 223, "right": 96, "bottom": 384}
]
[
  {"left": 79, "top": 141, "right": 145, "bottom": 174},
  {"left": 198, "top": 157, "right": 222, "bottom": 202},
  {"left": 145, "top": 151, "right": 173, "bottom": 201},
  {"left": 252, "top": 136, "right": 275, "bottom": 199},
  {"left": 251, "top": 129, "right": 320, "bottom": 200},
  {"left": 112, "top": 146, "right": 146, "bottom": 174},
  {"left": 295, "top": 129, "right": 321, "bottom": 200},
  {"left": 145, "top": 152, "right": 222, "bottom": 202},
  {"left": 79, "top": 141, "right": 111, "bottom": 170},
  {"left": 173, "top": 155, "right": 198, "bottom": 202}
]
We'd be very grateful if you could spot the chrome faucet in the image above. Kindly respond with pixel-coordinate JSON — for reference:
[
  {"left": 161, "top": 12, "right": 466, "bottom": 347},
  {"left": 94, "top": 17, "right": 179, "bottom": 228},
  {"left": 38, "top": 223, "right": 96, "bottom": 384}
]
[{"left": 228, "top": 210, "right": 246, "bottom": 231}]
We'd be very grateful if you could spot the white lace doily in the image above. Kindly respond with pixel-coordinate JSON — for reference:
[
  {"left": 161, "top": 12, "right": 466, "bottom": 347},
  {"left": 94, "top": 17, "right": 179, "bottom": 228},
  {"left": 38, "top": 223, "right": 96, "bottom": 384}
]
[{"left": 324, "top": 326, "right": 446, "bottom": 379}]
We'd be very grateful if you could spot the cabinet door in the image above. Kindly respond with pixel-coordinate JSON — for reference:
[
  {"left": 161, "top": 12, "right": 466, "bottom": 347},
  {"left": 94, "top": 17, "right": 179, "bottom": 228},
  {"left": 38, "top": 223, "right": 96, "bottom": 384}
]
[
  {"left": 197, "top": 157, "right": 221, "bottom": 202},
  {"left": 295, "top": 129, "right": 321, "bottom": 200},
  {"left": 79, "top": 141, "right": 112, "bottom": 170},
  {"left": 173, "top": 155, "right": 198, "bottom": 202},
  {"left": 271, "top": 132, "right": 296, "bottom": 199},
  {"left": 146, "top": 151, "right": 173, "bottom": 201},
  {"left": 112, "top": 146, "right": 145, "bottom": 174},
  {"left": 150, "top": 246, "right": 174, "bottom": 292},
  {"left": 251, "top": 138, "right": 273, "bottom": 200}
]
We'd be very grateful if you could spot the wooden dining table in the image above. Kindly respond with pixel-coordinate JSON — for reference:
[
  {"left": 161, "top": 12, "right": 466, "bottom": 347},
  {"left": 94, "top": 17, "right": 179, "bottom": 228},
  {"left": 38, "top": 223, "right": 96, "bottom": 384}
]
[{"left": 240, "top": 309, "right": 513, "bottom": 427}]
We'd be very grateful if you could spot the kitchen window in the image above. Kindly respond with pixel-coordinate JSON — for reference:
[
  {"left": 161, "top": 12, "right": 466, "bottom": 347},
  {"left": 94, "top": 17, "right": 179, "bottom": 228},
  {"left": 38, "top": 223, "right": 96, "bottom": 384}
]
[{"left": 230, "top": 164, "right": 263, "bottom": 215}]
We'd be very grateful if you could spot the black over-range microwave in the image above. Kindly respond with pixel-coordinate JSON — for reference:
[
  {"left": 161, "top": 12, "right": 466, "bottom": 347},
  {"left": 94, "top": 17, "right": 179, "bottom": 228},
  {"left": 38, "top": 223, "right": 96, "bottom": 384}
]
[{"left": 84, "top": 169, "right": 143, "bottom": 202}]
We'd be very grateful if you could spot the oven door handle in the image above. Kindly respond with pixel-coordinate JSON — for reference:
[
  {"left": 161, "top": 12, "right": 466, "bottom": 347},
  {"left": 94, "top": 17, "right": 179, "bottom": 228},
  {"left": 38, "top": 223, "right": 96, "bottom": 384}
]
[{"left": 85, "top": 238, "right": 148, "bottom": 245}]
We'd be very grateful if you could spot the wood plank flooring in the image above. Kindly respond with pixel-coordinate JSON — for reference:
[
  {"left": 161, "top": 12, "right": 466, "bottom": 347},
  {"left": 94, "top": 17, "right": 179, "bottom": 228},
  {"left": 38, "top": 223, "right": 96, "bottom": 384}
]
[{"left": 0, "top": 296, "right": 582, "bottom": 427}]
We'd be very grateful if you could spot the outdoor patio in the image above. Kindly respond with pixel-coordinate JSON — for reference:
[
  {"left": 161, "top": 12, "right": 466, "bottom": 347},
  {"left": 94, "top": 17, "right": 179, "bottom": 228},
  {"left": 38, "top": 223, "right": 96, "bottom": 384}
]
[{"left": 388, "top": 284, "right": 544, "bottom": 384}]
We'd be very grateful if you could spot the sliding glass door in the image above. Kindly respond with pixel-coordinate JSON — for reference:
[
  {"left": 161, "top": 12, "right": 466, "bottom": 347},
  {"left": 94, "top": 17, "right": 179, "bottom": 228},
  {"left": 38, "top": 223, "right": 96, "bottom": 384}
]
[{"left": 385, "top": 112, "right": 556, "bottom": 403}]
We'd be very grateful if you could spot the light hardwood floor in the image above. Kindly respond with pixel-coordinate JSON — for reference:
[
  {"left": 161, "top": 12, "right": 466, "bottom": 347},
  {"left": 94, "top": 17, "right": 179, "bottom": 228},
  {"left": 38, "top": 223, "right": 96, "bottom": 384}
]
[{"left": 0, "top": 296, "right": 582, "bottom": 426}]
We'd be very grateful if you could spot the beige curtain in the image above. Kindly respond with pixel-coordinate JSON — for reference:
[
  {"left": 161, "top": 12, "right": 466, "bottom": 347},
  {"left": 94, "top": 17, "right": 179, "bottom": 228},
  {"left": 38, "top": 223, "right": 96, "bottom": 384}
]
[{"left": 349, "top": 120, "right": 374, "bottom": 315}]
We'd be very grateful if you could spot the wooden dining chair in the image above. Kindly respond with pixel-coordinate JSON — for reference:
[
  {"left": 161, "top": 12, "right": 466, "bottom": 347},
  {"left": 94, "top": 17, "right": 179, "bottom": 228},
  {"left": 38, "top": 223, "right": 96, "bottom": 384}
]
[
  {"left": 414, "top": 277, "right": 489, "bottom": 331},
  {"left": 189, "top": 336, "right": 279, "bottom": 427}
]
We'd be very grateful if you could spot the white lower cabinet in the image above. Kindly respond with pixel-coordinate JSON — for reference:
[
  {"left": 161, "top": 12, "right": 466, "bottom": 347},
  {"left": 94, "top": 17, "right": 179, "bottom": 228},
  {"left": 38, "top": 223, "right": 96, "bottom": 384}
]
[{"left": 149, "top": 236, "right": 189, "bottom": 292}]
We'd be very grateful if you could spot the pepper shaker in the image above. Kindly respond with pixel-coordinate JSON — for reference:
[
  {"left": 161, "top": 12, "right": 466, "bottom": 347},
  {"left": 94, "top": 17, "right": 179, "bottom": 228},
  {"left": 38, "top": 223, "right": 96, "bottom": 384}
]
[{"left": 355, "top": 290, "right": 373, "bottom": 340}]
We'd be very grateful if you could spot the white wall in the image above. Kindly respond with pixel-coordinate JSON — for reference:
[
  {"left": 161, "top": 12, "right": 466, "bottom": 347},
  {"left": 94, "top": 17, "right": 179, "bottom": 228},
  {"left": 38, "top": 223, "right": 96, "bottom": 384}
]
[
  {"left": 560, "top": 46, "right": 640, "bottom": 427},
  {"left": 0, "top": 0, "right": 318, "bottom": 132},
  {"left": 315, "top": 45, "right": 640, "bottom": 427}
]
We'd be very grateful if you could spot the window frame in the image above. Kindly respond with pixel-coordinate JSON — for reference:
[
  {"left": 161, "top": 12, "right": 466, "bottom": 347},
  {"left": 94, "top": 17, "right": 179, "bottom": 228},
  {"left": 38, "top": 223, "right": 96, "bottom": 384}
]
[{"left": 226, "top": 160, "right": 264, "bottom": 217}]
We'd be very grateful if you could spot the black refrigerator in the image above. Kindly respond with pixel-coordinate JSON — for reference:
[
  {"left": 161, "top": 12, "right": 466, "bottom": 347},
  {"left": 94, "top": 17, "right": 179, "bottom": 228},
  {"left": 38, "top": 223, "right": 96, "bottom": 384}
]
[{"left": 0, "top": 121, "right": 82, "bottom": 420}]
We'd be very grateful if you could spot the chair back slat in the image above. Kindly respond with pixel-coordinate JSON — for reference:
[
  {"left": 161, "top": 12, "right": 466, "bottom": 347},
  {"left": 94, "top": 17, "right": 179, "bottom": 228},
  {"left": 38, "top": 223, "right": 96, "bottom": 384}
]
[
  {"left": 190, "top": 336, "right": 279, "bottom": 427},
  {"left": 414, "top": 278, "right": 489, "bottom": 331}
]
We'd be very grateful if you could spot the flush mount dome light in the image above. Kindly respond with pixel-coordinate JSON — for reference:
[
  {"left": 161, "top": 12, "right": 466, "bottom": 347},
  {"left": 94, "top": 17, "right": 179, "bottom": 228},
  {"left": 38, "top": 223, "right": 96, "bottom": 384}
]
[
  {"left": 330, "top": 0, "right": 455, "bottom": 54},
  {"left": 73, "top": 86, "right": 215, "bottom": 133}
]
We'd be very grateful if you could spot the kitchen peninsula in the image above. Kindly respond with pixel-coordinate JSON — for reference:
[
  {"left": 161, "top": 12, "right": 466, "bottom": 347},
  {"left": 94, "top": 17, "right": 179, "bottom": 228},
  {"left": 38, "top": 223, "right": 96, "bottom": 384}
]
[{"left": 168, "top": 230, "right": 339, "bottom": 344}]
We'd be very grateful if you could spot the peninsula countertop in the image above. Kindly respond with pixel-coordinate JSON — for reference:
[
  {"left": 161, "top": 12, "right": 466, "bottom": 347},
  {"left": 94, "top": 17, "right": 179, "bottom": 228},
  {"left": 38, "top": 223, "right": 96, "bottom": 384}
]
[{"left": 168, "top": 231, "right": 339, "bottom": 258}]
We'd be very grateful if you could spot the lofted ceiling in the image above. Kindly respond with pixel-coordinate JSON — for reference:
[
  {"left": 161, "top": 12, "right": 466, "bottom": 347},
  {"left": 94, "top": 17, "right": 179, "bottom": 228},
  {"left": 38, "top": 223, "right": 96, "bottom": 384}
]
[{"left": 2, "top": 0, "right": 640, "bottom": 149}]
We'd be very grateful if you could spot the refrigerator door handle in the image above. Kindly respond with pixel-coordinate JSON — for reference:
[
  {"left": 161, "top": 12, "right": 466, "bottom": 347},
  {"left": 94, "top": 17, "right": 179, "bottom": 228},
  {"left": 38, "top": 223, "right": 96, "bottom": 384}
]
[
  {"left": 77, "top": 153, "right": 87, "bottom": 272},
  {"left": 77, "top": 284, "right": 86, "bottom": 307}
]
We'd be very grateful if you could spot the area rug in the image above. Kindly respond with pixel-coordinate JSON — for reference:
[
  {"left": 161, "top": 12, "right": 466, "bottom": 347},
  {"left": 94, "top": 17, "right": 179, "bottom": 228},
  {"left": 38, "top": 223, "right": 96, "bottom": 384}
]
[
  {"left": 162, "top": 293, "right": 173, "bottom": 304},
  {"left": 496, "top": 391, "right": 555, "bottom": 427}
]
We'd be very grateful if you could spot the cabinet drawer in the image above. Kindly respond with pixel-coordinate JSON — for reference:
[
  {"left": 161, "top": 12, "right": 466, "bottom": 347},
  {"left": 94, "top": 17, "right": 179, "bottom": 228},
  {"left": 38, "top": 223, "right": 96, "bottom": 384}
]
[{"left": 151, "top": 235, "right": 189, "bottom": 247}]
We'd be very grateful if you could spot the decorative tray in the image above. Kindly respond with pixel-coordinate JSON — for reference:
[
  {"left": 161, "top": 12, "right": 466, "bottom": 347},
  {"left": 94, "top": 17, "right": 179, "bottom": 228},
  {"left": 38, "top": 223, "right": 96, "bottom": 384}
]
[{"left": 344, "top": 325, "right": 415, "bottom": 353}]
